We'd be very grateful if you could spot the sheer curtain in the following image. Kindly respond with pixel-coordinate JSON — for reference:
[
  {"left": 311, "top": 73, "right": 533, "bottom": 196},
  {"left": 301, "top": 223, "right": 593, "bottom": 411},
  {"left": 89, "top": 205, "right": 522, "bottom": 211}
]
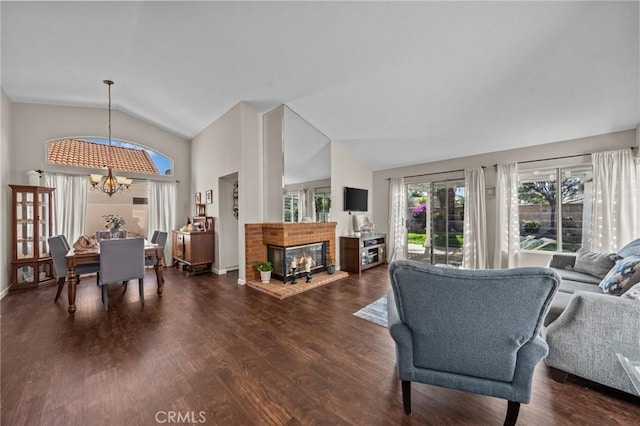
[
  {"left": 462, "top": 167, "right": 487, "bottom": 269},
  {"left": 493, "top": 163, "right": 520, "bottom": 269},
  {"left": 147, "top": 181, "right": 177, "bottom": 261},
  {"left": 590, "top": 149, "right": 639, "bottom": 252},
  {"left": 307, "top": 188, "right": 316, "bottom": 222},
  {"left": 388, "top": 177, "right": 407, "bottom": 262},
  {"left": 42, "top": 172, "right": 88, "bottom": 243}
]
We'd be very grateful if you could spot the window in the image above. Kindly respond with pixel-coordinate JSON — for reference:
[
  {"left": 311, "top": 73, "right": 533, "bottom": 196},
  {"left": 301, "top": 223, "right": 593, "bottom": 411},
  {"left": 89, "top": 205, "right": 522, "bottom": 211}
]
[
  {"left": 518, "top": 165, "right": 593, "bottom": 252},
  {"left": 314, "top": 189, "right": 331, "bottom": 222},
  {"left": 406, "top": 180, "right": 465, "bottom": 266},
  {"left": 283, "top": 192, "right": 300, "bottom": 223}
]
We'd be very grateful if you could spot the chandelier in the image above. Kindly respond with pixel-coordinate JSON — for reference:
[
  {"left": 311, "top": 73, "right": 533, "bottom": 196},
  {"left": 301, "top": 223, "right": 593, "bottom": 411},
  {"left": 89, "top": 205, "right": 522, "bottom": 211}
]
[{"left": 89, "top": 80, "right": 132, "bottom": 196}]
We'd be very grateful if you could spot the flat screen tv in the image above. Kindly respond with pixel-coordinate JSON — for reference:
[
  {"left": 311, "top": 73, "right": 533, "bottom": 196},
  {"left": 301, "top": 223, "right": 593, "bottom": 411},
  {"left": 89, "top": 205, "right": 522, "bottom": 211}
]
[{"left": 344, "top": 187, "right": 368, "bottom": 212}]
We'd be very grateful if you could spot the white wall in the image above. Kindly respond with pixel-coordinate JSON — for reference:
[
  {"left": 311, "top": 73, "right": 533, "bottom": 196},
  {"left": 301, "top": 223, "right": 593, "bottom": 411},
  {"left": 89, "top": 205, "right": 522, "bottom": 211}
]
[
  {"left": 331, "top": 141, "right": 373, "bottom": 268},
  {"left": 262, "top": 105, "right": 284, "bottom": 222},
  {"left": 191, "top": 103, "right": 242, "bottom": 274},
  {"left": 1, "top": 90, "right": 13, "bottom": 297},
  {"left": 238, "top": 103, "right": 263, "bottom": 283},
  {"left": 372, "top": 129, "right": 637, "bottom": 267},
  {"left": 190, "top": 102, "right": 263, "bottom": 283}
]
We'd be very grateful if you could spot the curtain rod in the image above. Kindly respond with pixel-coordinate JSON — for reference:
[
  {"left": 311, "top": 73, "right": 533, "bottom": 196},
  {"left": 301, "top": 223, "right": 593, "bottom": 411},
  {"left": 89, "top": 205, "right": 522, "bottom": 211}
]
[
  {"left": 35, "top": 169, "right": 180, "bottom": 183},
  {"left": 492, "top": 146, "right": 638, "bottom": 168},
  {"left": 386, "top": 166, "right": 486, "bottom": 181}
]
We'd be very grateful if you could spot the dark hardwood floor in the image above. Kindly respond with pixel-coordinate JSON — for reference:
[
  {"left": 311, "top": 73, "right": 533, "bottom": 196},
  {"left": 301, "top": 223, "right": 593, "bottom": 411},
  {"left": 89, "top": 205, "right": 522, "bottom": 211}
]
[{"left": 2, "top": 266, "right": 639, "bottom": 425}]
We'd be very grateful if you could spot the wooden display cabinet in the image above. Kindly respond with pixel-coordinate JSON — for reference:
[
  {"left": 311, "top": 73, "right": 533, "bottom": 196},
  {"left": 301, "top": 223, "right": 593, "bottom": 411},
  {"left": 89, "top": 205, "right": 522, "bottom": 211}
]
[
  {"left": 340, "top": 234, "right": 386, "bottom": 275},
  {"left": 9, "top": 185, "right": 56, "bottom": 290}
]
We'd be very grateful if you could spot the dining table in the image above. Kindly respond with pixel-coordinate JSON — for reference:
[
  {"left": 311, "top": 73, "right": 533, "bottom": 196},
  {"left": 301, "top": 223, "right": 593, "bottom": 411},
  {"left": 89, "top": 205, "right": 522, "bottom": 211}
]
[{"left": 64, "top": 239, "right": 165, "bottom": 314}]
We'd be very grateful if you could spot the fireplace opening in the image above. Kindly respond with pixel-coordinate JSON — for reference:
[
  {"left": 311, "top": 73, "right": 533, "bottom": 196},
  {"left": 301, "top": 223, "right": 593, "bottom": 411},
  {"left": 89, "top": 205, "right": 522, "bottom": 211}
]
[{"left": 267, "top": 242, "right": 327, "bottom": 282}]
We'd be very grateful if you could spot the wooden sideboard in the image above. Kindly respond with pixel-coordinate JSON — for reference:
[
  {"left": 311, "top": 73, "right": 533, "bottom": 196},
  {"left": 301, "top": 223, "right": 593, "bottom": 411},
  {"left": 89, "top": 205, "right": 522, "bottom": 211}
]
[{"left": 172, "top": 230, "right": 215, "bottom": 275}]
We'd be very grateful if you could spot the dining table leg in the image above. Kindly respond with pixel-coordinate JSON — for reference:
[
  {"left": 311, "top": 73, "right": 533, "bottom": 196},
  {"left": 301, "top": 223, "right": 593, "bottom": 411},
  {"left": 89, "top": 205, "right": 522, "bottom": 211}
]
[
  {"left": 155, "top": 250, "right": 165, "bottom": 296},
  {"left": 66, "top": 266, "right": 78, "bottom": 314}
]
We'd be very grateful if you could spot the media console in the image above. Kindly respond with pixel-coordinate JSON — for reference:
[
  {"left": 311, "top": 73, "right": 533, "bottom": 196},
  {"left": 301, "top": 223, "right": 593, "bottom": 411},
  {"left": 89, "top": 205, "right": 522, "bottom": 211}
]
[{"left": 339, "top": 234, "right": 386, "bottom": 275}]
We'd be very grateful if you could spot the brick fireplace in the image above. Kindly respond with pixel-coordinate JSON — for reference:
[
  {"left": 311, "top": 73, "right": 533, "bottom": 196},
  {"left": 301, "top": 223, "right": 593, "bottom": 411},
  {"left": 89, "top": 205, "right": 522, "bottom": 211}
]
[{"left": 245, "top": 222, "right": 337, "bottom": 282}]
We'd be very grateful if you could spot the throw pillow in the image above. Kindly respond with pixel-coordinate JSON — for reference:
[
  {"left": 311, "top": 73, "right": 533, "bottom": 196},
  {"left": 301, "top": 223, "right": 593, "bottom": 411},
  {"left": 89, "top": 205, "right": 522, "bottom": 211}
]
[
  {"left": 573, "top": 248, "right": 620, "bottom": 279},
  {"left": 599, "top": 256, "right": 640, "bottom": 295},
  {"left": 622, "top": 283, "right": 640, "bottom": 301}
]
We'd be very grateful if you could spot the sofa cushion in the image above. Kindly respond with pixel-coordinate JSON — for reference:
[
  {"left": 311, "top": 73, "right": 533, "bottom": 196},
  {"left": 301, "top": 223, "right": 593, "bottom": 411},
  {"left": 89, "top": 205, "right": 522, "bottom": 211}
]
[
  {"left": 573, "top": 248, "right": 620, "bottom": 279},
  {"left": 599, "top": 255, "right": 640, "bottom": 295},
  {"left": 558, "top": 279, "right": 603, "bottom": 295},
  {"left": 621, "top": 283, "right": 640, "bottom": 301},
  {"left": 554, "top": 268, "right": 602, "bottom": 286}
]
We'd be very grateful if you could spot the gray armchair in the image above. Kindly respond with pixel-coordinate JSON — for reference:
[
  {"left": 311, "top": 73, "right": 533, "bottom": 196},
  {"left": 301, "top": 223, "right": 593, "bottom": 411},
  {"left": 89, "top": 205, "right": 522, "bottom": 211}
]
[
  {"left": 388, "top": 260, "right": 560, "bottom": 425},
  {"left": 99, "top": 238, "right": 145, "bottom": 311},
  {"left": 49, "top": 235, "right": 100, "bottom": 303}
]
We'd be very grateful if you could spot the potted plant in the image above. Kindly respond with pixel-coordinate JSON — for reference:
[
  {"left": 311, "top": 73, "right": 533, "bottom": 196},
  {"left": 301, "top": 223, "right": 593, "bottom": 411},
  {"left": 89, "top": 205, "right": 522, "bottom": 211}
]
[
  {"left": 256, "top": 261, "right": 273, "bottom": 283},
  {"left": 326, "top": 255, "right": 336, "bottom": 274}
]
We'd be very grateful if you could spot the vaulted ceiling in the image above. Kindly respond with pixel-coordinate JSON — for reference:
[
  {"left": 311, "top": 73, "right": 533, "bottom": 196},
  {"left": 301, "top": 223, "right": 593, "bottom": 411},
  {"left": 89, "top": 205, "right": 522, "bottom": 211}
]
[{"left": 2, "top": 1, "right": 638, "bottom": 170}]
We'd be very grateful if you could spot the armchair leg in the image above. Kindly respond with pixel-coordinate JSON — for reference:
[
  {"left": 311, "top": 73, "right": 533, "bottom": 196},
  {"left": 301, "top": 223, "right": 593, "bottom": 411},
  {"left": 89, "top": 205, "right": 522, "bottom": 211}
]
[
  {"left": 401, "top": 380, "right": 411, "bottom": 414},
  {"left": 504, "top": 400, "right": 520, "bottom": 426},
  {"left": 54, "top": 277, "right": 65, "bottom": 303}
]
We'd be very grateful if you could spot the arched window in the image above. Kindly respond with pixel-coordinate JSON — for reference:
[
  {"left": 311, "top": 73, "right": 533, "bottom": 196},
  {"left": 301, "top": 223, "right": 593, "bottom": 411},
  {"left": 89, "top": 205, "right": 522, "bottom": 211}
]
[
  {"left": 47, "top": 137, "right": 173, "bottom": 176},
  {"left": 46, "top": 137, "right": 174, "bottom": 239}
]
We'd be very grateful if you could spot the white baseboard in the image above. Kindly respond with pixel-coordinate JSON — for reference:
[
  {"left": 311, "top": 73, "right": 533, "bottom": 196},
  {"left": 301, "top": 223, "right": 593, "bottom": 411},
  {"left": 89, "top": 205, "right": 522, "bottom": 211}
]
[
  {"left": 0, "top": 286, "right": 10, "bottom": 300},
  {"left": 237, "top": 278, "right": 246, "bottom": 285},
  {"left": 213, "top": 268, "right": 227, "bottom": 275}
]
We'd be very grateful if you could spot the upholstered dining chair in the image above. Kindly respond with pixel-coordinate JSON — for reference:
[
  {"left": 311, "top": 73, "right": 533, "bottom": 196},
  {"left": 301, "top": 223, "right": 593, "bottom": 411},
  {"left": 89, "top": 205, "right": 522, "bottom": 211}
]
[
  {"left": 388, "top": 260, "right": 560, "bottom": 426},
  {"left": 145, "top": 231, "right": 168, "bottom": 267},
  {"left": 98, "top": 237, "right": 145, "bottom": 311},
  {"left": 49, "top": 235, "right": 100, "bottom": 302}
]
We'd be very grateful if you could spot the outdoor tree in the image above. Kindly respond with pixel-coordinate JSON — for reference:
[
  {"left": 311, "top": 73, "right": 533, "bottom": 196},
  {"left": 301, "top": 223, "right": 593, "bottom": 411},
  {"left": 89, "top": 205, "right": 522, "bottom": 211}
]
[{"left": 518, "top": 178, "right": 582, "bottom": 232}]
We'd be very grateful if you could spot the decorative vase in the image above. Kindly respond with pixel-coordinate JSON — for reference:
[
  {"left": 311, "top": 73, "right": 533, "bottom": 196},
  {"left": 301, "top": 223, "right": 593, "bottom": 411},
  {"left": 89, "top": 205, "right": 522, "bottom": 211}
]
[
  {"left": 260, "top": 270, "right": 271, "bottom": 283},
  {"left": 110, "top": 227, "right": 120, "bottom": 239},
  {"left": 327, "top": 265, "right": 335, "bottom": 275}
]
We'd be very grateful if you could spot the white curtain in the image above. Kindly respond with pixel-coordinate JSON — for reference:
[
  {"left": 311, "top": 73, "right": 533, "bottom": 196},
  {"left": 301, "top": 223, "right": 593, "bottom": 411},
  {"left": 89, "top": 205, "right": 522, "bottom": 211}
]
[
  {"left": 307, "top": 188, "right": 316, "bottom": 222},
  {"left": 388, "top": 177, "right": 407, "bottom": 262},
  {"left": 462, "top": 167, "right": 487, "bottom": 269},
  {"left": 590, "top": 149, "right": 639, "bottom": 252},
  {"left": 493, "top": 163, "right": 520, "bottom": 269},
  {"left": 148, "top": 180, "right": 177, "bottom": 261},
  {"left": 42, "top": 172, "right": 88, "bottom": 243}
]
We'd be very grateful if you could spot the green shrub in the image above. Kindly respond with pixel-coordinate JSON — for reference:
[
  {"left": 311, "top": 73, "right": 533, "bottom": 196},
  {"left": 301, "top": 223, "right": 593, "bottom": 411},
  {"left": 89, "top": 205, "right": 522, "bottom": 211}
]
[{"left": 522, "top": 220, "right": 541, "bottom": 234}]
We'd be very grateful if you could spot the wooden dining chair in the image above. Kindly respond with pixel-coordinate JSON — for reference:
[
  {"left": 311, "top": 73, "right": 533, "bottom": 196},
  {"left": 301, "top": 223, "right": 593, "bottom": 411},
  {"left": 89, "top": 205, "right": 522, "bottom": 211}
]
[
  {"left": 98, "top": 237, "right": 145, "bottom": 311},
  {"left": 49, "top": 235, "right": 100, "bottom": 302}
]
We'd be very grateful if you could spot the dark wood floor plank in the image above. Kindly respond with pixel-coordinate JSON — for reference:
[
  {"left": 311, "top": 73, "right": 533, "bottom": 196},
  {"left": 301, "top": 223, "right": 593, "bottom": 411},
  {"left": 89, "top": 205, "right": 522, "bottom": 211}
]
[{"left": 2, "top": 266, "right": 639, "bottom": 425}]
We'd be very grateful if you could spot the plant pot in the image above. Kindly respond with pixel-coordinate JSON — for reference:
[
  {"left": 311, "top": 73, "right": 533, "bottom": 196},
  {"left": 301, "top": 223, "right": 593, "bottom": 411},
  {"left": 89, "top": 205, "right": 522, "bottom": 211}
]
[
  {"left": 260, "top": 270, "right": 272, "bottom": 283},
  {"left": 326, "top": 265, "right": 335, "bottom": 275}
]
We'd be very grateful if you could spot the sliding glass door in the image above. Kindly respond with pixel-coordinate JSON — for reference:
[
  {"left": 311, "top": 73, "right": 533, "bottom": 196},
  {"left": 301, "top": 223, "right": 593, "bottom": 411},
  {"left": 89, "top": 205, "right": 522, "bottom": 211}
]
[{"left": 406, "top": 180, "right": 465, "bottom": 266}]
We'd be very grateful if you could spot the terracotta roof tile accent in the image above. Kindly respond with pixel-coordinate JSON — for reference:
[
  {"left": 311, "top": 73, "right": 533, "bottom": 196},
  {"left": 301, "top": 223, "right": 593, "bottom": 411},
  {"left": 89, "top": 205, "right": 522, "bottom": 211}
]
[{"left": 48, "top": 139, "right": 160, "bottom": 175}]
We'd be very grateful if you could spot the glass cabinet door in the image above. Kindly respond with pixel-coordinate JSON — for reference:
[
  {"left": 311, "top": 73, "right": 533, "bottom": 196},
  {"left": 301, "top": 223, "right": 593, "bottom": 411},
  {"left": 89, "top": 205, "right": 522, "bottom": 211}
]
[
  {"left": 38, "top": 191, "right": 51, "bottom": 257},
  {"left": 16, "top": 190, "right": 35, "bottom": 260}
]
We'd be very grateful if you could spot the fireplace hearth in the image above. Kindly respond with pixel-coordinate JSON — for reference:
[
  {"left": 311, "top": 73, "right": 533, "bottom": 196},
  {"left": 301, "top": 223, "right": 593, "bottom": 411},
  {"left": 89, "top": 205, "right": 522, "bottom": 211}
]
[{"left": 268, "top": 242, "right": 327, "bottom": 282}]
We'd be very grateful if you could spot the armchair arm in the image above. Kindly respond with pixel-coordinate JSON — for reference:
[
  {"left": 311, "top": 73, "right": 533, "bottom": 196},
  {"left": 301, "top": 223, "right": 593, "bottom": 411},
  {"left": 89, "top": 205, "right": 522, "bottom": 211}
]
[
  {"left": 510, "top": 336, "right": 549, "bottom": 403},
  {"left": 387, "top": 289, "right": 415, "bottom": 379},
  {"left": 548, "top": 253, "right": 576, "bottom": 269}
]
